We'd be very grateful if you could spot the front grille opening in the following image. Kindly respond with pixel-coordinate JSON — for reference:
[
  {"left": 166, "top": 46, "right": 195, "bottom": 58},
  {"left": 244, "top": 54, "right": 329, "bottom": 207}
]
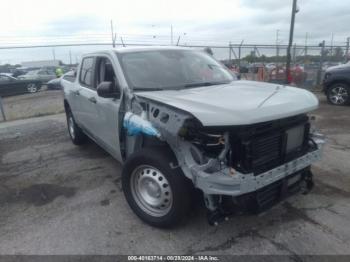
[
  {"left": 230, "top": 115, "right": 309, "bottom": 175},
  {"left": 251, "top": 132, "right": 283, "bottom": 173}
]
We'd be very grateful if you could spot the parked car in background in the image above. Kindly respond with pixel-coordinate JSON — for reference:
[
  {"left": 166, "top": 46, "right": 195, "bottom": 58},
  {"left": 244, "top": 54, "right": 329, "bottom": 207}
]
[
  {"left": 47, "top": 78, "right": 61, "bottom": 90},
  {"left": 265, "top": 63, "right": 277, "bottom": 72},
  {"left": 323, "top": 62, "right": 350, "bottom": 105},
  {"left": 0, "top": 74, "right": 42, "bottom": 96},
  {"left": 12, "top": 68, "right": 30, "bottom": 78},
  {"left": 47, "top": 70, "right": 77, "bottom": 90},
  {"left": 18, "top": 68, "right": 56, "bottom": 84}
]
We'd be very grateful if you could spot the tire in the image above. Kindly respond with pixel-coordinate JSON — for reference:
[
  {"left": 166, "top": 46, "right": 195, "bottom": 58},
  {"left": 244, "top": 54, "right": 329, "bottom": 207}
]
[
  {"left": 326, "top": 83, "right": 350, "bottom": 106},
  {"left": 26, "top": 83, "right": 38, "bottom": 93},
  {"left": 65, "top": 109, "right": 87, "bottom": 145},
  {"left": 122, "top": 147, "right": 192, "bottom": 228},
  {"left": 36, "top": 83, "right": 42, "bottom": 92}
]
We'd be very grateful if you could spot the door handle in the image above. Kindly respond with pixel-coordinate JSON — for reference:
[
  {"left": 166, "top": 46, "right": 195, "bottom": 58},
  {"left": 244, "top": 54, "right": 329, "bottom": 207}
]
[
  {"left": 88, "top": 96, "right": 97, "bottom": 104},
  {"left": 72, "top": 90, "right": 80, "bottom": 96}
]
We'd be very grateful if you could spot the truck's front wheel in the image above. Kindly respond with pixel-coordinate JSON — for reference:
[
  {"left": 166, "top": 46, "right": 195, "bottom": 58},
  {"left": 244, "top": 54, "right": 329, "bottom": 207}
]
[{"left": 122, "top": 147, "right": 192, "bottom": 228}]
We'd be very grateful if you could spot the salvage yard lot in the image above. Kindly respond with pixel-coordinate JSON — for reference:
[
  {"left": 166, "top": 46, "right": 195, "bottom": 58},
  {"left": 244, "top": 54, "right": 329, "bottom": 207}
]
[
  {"left": 1, "top": 90, "right": 64, "bottom": 121},
  {"left": 0, "top": 95, "right": 350, "bottom": 255}
]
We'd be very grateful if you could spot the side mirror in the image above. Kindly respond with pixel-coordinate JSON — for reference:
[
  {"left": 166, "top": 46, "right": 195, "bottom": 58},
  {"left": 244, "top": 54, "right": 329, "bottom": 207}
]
[{"left": 97, "top": 81, "right": 120, "bottom": 99}]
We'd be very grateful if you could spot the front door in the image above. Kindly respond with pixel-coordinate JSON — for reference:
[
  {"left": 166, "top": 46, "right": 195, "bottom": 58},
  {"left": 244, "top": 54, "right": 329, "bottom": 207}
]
[
  {"left": 92, "top": 56, "right": 122, "bottom": 160},
  {"left": 77, "top": 55, "right": 122, "bottom": 161}
]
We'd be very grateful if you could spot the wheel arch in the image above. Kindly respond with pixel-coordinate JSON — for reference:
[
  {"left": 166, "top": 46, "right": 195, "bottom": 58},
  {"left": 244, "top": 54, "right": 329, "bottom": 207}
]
[
  {"left": 64, "top": 99, "right": 70, "bottom": 112},
  {"left": 325, "top": 79, "right": 350, "bottom": 93},
  {"left": 123, "top": 133, "right": 178, "bottom": 165}
]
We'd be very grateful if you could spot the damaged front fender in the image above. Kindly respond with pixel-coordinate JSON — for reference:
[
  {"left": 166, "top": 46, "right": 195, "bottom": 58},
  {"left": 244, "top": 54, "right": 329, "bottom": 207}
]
[{"left": 123, "top": 112, "right": 161, "bottom": 138}]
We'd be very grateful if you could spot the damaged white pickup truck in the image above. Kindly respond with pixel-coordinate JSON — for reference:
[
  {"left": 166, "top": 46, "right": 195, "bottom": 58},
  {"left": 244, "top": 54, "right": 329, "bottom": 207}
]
[{"left": 62, "top": 46, "right": 324, "bottom": 227}]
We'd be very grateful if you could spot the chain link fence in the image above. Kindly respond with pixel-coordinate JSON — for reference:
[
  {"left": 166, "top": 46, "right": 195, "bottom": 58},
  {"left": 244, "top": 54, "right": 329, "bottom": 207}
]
[
  {"left": 0, "top": 42, "right": 349, "bottom": 121},
  {"left": 1, "top": 42, "right": 349, "bottom": 89},
  {"left": 210, "top": 43, "right": 349, "bottom": 89}
]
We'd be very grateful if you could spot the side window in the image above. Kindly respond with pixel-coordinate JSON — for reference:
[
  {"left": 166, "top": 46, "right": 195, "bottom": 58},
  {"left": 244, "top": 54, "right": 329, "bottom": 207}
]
[
  {"left": 79, "top": 57, "right": 94, "bottom": 87},
  {"left": 95, "top": 57, "right": 117, "bottom": 87}
]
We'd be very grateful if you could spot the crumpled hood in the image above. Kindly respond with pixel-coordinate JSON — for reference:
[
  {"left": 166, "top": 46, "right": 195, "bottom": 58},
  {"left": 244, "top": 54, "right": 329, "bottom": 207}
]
[{"left": 135, "top": 80, "right": 318, "bottom": 126}]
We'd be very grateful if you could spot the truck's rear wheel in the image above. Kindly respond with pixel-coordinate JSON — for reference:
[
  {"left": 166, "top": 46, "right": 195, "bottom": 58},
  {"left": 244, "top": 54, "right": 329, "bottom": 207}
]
[
  {"left": 66, "top": 109, "right": 87, "bottom": 145},
  {"left": 122, "top": 147, "right": 192, "bottom": 228}
]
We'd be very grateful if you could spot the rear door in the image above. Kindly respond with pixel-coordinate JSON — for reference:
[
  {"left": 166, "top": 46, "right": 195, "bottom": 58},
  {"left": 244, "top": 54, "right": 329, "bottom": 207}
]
[{"left": 76, "top": 57, "right": 98, "bottom": 132}]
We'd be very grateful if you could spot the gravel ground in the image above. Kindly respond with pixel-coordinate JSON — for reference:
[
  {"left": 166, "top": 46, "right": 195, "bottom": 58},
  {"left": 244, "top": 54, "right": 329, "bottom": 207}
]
[
  {"left": 0, "top": 95, "right": 350, "bottom": 256},
  {"left": 1, "top": 90, "right": 64, "bottom": 121}
]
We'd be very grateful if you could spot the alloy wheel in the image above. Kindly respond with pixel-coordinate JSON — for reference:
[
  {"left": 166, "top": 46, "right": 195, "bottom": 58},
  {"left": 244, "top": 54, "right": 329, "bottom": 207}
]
[
  {"left": 27, "top": 83, "right": 38, "bottom": 93},
  {"left": 329, "top": 86, "right": 348, "bottom": 105}
]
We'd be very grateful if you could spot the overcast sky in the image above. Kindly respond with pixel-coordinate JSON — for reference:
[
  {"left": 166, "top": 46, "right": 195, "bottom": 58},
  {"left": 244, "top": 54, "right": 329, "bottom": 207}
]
[{"left": 0, "top": 0, "right": 349, "bottom": 64}]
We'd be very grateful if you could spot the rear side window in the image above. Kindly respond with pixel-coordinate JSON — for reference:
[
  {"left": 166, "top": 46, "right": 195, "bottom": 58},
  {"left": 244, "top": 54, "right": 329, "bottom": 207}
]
[{"left": 79, "top": 57, "right": 94, "bottom": 87}]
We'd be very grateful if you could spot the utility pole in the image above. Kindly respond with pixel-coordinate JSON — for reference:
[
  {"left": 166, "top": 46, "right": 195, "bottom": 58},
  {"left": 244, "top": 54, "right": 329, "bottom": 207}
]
[
  {"left": 110, "top": 20, "right": 117, "bottom": 48},
  {"left": 229, "top": 42, "right": 232, "bottom": 61},
  {"left": 276, "top": 29, "right": 280, "bottom": 58},
  {"left": 238, "top": 40, "right": 244, "bottom": 67},
  {"left": 345, "top": 37, "right": 349, "bottom": 62},
  {"left": 286, "top": 0, "right": 298, "bottom": 84},
  {"left": 69, "top": 50, "right": 72, "bottom": 65},
  {"left": 304, "top": 32, "right": 308, "bottom": 57},
  {"left": 171, "top": 25, "right": 174, "bottom": 45},
  {"left": 120, "top": 37, "right": 126, "bottom": 47},
  {"left": 176, "top": 36, "right": 181, "bottom": 46},
  {"left": 293, "top": 43, "right": 297, "bottom": 64},
  {"left": 330, "top": 32, "right": 334, "bottom": 57},
  {"left": 52, "top": 48, "right": 56, "bottom": 61}
]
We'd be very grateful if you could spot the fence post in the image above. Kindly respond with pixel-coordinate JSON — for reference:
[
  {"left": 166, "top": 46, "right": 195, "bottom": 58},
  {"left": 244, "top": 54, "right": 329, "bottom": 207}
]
[
  {"left": 238, "top": 40, "right": 244, "bottom": 68},
  {"left": 229, "top": 42, "right": 232, "bottom": 62},
  {"left": 293, "top": 43, "right": 297, "bottom": 64},
  {"left": 316, "top": 40, "right": 326, "bottom": 87},
  {"left": 0, "top": 96, "right": 6, "bottom": 122},
  {"left": 345, "top": 37, "right": 349, "bottom": 63},
  {"left": 238, "top": 45, "right": 241, "bottom": 67}
]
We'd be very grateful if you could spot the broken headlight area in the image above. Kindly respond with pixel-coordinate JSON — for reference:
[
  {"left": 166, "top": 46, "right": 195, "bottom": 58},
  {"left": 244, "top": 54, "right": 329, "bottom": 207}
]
[{"left": 178, "top": 119, "right": 230, "bottom": 170}]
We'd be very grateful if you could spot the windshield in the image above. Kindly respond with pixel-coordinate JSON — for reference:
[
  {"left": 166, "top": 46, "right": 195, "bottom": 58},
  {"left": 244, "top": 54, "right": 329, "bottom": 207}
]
[{"left": 118, "top": 49, "right": 235, "bottom": 90}]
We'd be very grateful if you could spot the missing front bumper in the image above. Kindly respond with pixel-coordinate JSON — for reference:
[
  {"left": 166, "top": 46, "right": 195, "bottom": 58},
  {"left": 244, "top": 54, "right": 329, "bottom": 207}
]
[{"left": 206, "top": 168, "right": 314, "bottom": 225}]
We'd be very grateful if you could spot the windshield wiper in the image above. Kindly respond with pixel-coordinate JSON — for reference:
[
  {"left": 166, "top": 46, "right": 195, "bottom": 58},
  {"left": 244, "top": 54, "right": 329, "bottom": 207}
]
[{"left": 184, "top": 81, "right": 230, "bottom": 88}]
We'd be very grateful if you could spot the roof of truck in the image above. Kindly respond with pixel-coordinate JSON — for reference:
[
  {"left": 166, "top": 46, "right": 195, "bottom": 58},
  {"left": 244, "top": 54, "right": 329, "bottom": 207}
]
[
  {"left": 114, "top": 46, "right": 192, "bottom": 53},
  {"left": 84, "top": 46, "right": 194, "bottom": 57}
]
